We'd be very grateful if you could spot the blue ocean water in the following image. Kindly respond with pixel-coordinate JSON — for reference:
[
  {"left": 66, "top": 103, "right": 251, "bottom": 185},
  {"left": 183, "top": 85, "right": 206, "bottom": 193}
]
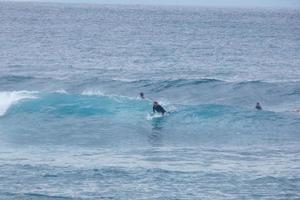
[{"left": 0, "top": 2, "right": 300, "bottom": 199}]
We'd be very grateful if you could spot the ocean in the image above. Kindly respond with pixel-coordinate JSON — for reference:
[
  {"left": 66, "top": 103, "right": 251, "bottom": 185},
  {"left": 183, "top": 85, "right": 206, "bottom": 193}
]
[{"left": 0, "top": 2, "right": 300, "bottom": 199}]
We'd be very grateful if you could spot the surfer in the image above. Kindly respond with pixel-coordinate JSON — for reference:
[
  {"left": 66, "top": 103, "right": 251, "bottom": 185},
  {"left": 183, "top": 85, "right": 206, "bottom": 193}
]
[
  {"left": 153, "top": 101, "right": 166, "bottom": 115},
  {"left": 140, "top": 92, "right": 145, "bottom": 99},
  {"left": 255, "top": 102, "right": 262, "bottom": 110}
]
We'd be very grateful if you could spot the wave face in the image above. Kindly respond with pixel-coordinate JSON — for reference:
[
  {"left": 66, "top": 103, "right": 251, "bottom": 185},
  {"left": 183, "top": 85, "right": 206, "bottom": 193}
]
[
  {"left": 1, "top": 2, "right": 300, "bottom": 200},
  {"left": 1, "top": 91, "right": 299, "bottom": 148}
]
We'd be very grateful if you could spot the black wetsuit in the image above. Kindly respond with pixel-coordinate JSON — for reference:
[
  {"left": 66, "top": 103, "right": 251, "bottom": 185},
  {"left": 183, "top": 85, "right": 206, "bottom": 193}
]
[
  {"left": 153, "top": 104, "right": 166, "bottom": 114},
  {"left": 256, "top": 105, "right": 262, "bottom": 110}
]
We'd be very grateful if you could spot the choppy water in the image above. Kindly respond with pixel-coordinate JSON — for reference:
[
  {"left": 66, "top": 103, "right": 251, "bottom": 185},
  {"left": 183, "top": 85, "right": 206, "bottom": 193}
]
[{"left": 0, "top": 2, "right": 300, "bottom": 199}]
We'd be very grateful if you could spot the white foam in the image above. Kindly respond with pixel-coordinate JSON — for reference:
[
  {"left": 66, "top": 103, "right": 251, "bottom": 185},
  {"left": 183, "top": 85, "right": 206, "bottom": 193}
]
[
  {"left": 112, "top": 78, "right": 138, "bottom": 82},
  {"left": 0, "top": 91, "right": 37, "bottom": 116},
  {"left": 54, "top": 89, "right": 68, "bottom": 94},
  {"left": 266, "top": 102, "right": 300, "bottom": 113},
  {"left": 81, "top": 89, "right": 106, "bottom": 96},
  {"left": 81, "top": 89, "right": 138, "bottom": 101},
  {"left": 146, "top": 113, "right": 164, "bottom": 120}
]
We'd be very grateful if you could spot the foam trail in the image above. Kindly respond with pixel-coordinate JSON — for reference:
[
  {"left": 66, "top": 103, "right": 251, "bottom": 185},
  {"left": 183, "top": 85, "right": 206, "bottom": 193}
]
[
  {"left": 82, "top": 89, "right": 143, "bottom": 101},
  {"left": 0, "top": 91, "right": 37, "bottom": 116},
  {"left": 82, "top": 89, "right": 106, "bottom": 96}
]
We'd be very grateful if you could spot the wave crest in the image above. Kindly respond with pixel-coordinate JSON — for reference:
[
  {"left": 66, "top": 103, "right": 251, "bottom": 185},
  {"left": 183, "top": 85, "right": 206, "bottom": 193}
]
[{"left": 0, "top": 91, "right": 37, "bottom": 116}]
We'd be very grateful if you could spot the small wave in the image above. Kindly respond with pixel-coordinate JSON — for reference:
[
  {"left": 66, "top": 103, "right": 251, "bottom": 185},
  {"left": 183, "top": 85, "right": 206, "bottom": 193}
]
[
  {"left": 111, "top": 77, "right": 141, "bottom": 82},
  {"left": 110, "top": 77, "right": 300, "bottom": 84},
  {"left": 150, "top": 78, "right": 223, "bottom": 91},
  {"left": 0, "top": 91, "right": 37, "bottom": 116},
  {"left": 0, "top": 75, "right": 34, "bottom": 83},
  {"left": 24, "top": 193, "right": 73, "bottom": 199},
  {"left": 43, "top": 173, "right": 59, "bottom": 178}
]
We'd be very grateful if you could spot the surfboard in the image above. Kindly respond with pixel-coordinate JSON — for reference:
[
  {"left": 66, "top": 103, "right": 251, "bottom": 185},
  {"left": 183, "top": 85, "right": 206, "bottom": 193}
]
[{"left": 146, "top": 113, "right": 165, "bottom": 120}]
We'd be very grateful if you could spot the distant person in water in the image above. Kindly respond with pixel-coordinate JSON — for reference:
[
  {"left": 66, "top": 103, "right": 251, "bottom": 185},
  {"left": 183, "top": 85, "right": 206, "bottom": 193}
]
[
  {"left": 255, "top": 102, "right": 262, "bottom": 110},
  {"left": 153, "top": 101, "right": 166, "bottom": 115},
  {"left": 140, "top": 92, "right": 145, "bottom": 99}
]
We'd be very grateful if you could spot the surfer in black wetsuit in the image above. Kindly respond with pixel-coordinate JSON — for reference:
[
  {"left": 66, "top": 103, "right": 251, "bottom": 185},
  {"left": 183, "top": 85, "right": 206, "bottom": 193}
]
[
  {"left": 255, "top": 102, "right": 262, "bottom": 110},
  {"left": 140, "top": 92, "right": 145, "bottom": 99},
  {"left": 153, "top": 101, "right": 166, "bottom": 115}
]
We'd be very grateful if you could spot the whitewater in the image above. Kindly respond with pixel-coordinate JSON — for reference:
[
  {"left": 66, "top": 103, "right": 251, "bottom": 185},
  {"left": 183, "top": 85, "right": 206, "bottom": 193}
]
[{"left": 0, "top": 2, "right": 300, "bottom": 199}]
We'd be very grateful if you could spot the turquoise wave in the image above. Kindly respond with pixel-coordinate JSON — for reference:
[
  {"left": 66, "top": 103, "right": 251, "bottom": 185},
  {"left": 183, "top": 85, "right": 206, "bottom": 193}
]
[{"left": 2, "top": 91, "right": 299, "bottom": 133}]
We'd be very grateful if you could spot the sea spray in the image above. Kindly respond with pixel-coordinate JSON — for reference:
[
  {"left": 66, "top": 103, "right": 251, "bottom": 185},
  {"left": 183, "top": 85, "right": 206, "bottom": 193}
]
[{"left": 0, "top": 91, "right": 37, "bottom": 117}]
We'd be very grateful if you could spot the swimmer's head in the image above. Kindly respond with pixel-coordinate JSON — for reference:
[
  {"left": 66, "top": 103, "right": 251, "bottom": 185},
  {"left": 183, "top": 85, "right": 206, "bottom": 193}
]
[
  {"left": 153, "top": 101, "right": 158, "bottom": 105},
  {"left": 140, "top": 92, "right": 144, "bottom": 98}
]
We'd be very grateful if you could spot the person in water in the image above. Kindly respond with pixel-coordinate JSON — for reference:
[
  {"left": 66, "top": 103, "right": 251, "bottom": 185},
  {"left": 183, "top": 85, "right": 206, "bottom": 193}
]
[
  {"left": 255, "top": 102, "right": 262, "bottom": 110},
  {"left": 153, "top": 101, "right": 166, "bottom": 115},
  {"left": 140, "top": 92, "right": 145, "bottom": 99}
]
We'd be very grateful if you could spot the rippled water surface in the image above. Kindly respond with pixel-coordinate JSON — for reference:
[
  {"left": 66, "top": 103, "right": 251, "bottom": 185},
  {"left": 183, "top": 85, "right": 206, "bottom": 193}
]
[{"left": 0, "top": 2, "right": 300, "bottom": 199}]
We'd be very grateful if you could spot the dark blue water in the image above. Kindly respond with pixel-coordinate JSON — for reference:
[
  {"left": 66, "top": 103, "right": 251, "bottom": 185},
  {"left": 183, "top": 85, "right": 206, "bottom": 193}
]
[{"left": 0, "top": 2, "right": 300, "bottom": 199}]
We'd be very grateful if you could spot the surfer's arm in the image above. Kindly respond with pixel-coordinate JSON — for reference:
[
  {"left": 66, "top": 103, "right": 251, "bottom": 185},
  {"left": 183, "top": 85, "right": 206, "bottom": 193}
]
[{"left": 153, "top": 107, "right": 156, "bottom": 113}]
